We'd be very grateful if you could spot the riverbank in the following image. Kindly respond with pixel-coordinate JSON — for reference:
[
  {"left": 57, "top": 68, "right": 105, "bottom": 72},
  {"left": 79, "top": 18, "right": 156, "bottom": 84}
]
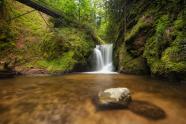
[{"left": 0, "top": 67, "right": 185, "bottom": 84}]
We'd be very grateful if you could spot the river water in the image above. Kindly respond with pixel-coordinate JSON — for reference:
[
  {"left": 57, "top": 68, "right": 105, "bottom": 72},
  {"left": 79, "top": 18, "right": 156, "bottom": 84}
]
[{"left": 0, "top": 74, "right": 186, "bottom": 124}]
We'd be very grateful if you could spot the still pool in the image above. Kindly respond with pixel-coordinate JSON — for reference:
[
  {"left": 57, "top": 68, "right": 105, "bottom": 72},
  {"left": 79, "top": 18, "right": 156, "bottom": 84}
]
[{"left": 0, "top": 74, "right": 186, "bottom": 124}]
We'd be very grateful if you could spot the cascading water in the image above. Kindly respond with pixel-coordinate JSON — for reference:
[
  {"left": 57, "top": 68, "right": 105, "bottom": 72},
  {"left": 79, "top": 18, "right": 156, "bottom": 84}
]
[{"left": 93, "top": 44, "right": 114, "bottom": 73}]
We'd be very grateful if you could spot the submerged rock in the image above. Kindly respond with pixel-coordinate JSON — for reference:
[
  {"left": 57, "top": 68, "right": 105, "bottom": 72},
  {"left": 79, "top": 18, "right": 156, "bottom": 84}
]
[
  {"left": 98, "top": 88, "right": 132, "bottom": 107},
  {"left": 21, "top": 68, "right": 48, "bottom": 75},
  {"left": 0, "top": 70, "right": 17, "bottom": 78}
]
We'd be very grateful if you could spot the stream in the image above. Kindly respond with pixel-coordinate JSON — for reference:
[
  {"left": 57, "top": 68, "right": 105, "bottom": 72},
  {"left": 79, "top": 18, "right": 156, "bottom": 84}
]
[{"left": 0, "top": 74, "right": 186, "bottom": 124}]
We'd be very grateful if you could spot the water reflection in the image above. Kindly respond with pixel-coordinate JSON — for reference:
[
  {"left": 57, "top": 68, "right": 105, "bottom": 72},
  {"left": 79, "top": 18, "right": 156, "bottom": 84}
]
[
  {"left": 129, "top": 100, "right": 166, "bottom": 120},
  {"left": 0, "top": 74, "right": 185, "bottom": 124},
  {"left": 93, "top": 97, "right": 166, "bottom": 120}
]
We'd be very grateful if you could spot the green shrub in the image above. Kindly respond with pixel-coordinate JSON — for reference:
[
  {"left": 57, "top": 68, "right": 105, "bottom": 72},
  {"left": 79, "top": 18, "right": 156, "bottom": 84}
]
[{"left": 125, "top": 18, "right": 147, "bottom": 42}]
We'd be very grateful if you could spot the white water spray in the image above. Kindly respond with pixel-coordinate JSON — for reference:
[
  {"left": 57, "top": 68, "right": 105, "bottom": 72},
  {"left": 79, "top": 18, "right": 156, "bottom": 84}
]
[{"left": 93, "top": 44, "right": 115, "bottom": 73}]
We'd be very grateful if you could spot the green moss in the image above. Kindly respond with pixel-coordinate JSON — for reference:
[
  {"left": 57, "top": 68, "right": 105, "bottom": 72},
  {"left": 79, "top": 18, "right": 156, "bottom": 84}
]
[
  {"left": 108, "top": 0, "right": 185, "bottom": 78},
  {"left": 161, "top": 33, "right": 186, "bottom": 72},
  {"left": 97, "top": 21, "right": 108, "bottom": 41},
  {"left": 121, "top": 57, "right": 148, "bottom": 74},
  {"left": 143, "top": 36, "right": 160, "bottom": 65},
  {"left": 54, "top": 27, "right": 95, "bottom": 63},
  {"left": 0, "top": 0, "right": 97, "bottom": 73},
  {"left": 125, "top": 18, "right": 145, "bottom": 41},
  {"left": 39, "top": 33, "right": 61, "bottom": 60},
  {"left": 9, "top": 0, "right": 50, "bottom": 37},
  {"left": 173, "top": 19, "right": 184, "bottom": 30},
  {"left": 143, "top": 14, "right": 175, "bottom": 75},
  {"left": 161, "top": 48, "right": 186, "bottom": 72},
  {"left": 0, "top": 0, "right": 53, "bottom": 62},
  {"left": 0, "top": 20, "right": 16, "bottom": 53},
  {"left": 118, "top": 44, "right": 148, "bottom": 74},
  {"left": 150, "top": 60, "right": 165, "bottom": 75},
  {"left": 0, "top": 42, "right": 15, "bottom": 51},
  {"left": 144, "top": 26, "right": 186, "bottom": 75},
  {"left": 37, "top": 26, "right": 95, "bottom": 72},
  {"left": 116, "top": 16, "right": 155, "bottom": 74},
  {"left": 37, "top": 51, "right": 76, "bottom": 72},
  {"left": 81, "top": 24, "right": 105, "bottom": 44},
  {"left": 155, "top": 15, "right": 170, "bottom": 34}
]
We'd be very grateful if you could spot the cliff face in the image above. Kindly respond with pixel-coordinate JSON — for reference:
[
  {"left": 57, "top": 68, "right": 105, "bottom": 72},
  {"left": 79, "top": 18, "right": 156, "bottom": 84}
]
[{"left": 107, "top": 0, "right": 186, "bottom": 80}]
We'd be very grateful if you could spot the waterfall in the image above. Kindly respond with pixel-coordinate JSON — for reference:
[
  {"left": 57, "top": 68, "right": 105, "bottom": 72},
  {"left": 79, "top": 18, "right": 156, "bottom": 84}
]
[{"left": 93, "top": 44, "right": 114, "bottom": 72}]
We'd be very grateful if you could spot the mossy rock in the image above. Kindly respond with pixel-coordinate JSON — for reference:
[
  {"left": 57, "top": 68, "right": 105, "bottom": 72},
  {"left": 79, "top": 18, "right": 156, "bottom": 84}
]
[
  {"left": 117, "top": 44, "right": 149, "bottom": 74},
  {"left": 125, "top": 15, "right": 154, "bottom": 43},
  {"left": 36, "top": 51, "right": 76, "bottom": 73},
  {"left": 119, "top": 56, "right": 149, "bottom": 74},
  {"left": 144, "top": 25, "right": 186, "bottom": 79},
  {"left": 36, "top": 26, "right": 95, "bottom": 72}
]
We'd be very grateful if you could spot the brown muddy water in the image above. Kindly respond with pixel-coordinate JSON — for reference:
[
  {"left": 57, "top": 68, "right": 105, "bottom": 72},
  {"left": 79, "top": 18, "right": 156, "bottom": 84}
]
[{"left": 0, "top": 74, "right": 186, "bottom": 124}]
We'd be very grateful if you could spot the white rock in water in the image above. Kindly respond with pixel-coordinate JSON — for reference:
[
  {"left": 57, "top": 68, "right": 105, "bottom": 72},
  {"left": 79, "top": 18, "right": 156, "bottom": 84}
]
[{"left": 98, "top": 88, "right": 132, "bottom": 107}]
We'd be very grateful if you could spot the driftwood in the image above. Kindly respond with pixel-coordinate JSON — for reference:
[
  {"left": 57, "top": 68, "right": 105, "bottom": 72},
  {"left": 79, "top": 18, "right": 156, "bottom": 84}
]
[{"left": 15, "top": 0, "right": 61, "bottom": 18}]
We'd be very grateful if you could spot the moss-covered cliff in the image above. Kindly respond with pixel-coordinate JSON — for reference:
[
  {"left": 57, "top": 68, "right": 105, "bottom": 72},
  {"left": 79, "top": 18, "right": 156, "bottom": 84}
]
[
  {"left": 0, "top": 0, "right": 102, "bottom": 73},
  {"left": 107, "top": 0, "right": 186, "bottom": 80}
]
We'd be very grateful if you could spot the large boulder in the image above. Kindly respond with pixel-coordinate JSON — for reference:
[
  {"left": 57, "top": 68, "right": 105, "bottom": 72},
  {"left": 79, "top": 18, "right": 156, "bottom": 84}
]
[{"left": 98, "top": 88, "right": 132, "bottom": 107}]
